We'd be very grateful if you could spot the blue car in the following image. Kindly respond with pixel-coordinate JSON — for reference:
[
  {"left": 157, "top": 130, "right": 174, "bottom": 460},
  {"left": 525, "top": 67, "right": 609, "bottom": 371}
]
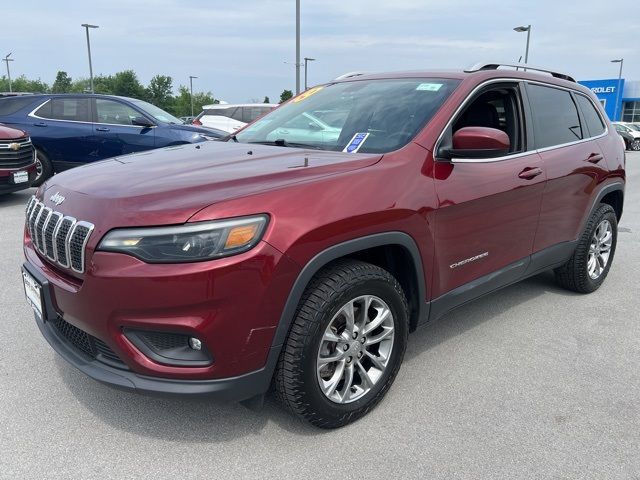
[{"left": 0, "top": 94, "right": 226, "bottom": 185}]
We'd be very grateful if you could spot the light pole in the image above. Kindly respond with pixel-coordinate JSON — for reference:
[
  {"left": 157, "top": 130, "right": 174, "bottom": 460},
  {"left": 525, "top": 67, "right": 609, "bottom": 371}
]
[
  {"left": 3, "top": 53, "right": 14, "bottom": 93},
  {"left": 81, "top": 24, "right": 99, "bottom": 93},
  {"left": 189, "top": 75, "right": 198, "bottom": 117},
  {"left": 295, "top": 0, "right": 301, "bottom": 95},
  {"left": 513, "top": 25, "right": 531, "bottom": 70},
  {"left": 303, "top": 57, "right": 315, "bottom": 90},
  {"left": 611, "top": 59, "right": 624, "bottom": 121}
]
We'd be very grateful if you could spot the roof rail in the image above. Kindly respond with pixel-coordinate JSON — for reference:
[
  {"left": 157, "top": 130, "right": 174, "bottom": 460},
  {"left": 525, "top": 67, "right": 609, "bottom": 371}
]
[
  {"left": 464, "top": 62, "right": 576, "bottom": 83},
  {"left": 333, "top": 71, "right": 367, "bottom": 81}
]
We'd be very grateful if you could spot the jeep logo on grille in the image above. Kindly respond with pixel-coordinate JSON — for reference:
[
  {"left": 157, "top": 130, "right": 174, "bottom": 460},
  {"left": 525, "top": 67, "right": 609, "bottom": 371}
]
[{"left": 50, "top": 192, "right": 66, "bottom": 206}]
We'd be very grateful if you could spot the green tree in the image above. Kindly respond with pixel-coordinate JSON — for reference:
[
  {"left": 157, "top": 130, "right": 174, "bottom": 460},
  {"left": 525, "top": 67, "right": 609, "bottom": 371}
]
[
  {"left": 146, "top": 75, "right": 173, "bottom": 110},
  {"left": 0, "top": 75, "right": 49, "bottom": 93},
  {"left": 279, "top": 89, "right": 293, "bottom": 103},
  {"left": 171, "top": 85, "right": 215, "bottom": 117},
  {"left": 263, "top": 96, "right": 270, "bottom": 103},
  {"left": 51, "top": 71, "right": 72, "bottom": 93},
  {"left": 112, "top": 70, "right": 146, "bottom": 99}
]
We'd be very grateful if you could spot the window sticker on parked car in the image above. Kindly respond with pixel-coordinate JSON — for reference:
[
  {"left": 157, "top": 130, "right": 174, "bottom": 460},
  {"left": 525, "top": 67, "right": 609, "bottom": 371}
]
[
  {"left": 292, "top": 86, "right": 324, "bottom": 103},
  {"left": 416, "top": 83, "right": 443, "bottom": 91},
  {"left": 343, "top": 132, "right": 370, "bottom": 153}
]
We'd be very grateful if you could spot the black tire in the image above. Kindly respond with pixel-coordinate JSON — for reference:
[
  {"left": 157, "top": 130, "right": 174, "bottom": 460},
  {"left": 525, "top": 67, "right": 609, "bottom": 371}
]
[
  {"left": 555, "top": 204, "right": 618, "bottom": 293},
  {"left": 274, "top": 260, "right": 409, "bottom": 428},
  {"left": 632, "top": 139, "right": 640, "bottom": 151},
  {"left": 32, "top": 148, "right": 53, "bottom": 187}
]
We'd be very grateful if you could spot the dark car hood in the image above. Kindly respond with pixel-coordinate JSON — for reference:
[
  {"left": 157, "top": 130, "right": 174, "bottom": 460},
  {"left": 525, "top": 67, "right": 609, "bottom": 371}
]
[
  {"left": 170, "top": 123, "right": 226, "bottom": 136},
  {"left": 41, "top": 141, "right": 382, "bottom": 227}
]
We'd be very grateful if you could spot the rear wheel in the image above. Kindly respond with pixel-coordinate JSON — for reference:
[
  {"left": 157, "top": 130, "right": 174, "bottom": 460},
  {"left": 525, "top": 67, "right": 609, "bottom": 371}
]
[
  {"left": 33, "top": 149, "right": 53, "bottom": 187},
  {"left": 555, "top": 204, "right": 618, "bottom": 293},
  {"left": 631, "top": 139, "right": 640, "bottom": 151},
  {"left": 275, "top": 260, "right": 409, "bottom": 428}
]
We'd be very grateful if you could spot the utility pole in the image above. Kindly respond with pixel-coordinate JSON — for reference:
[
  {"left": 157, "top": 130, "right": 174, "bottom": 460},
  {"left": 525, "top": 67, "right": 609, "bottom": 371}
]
[
  {"left": 611, "top": 59, "right": 624, "bottom": 121},
  {"left": 189, "top": 75, "right": 198, "bottom": 117},
  {"left": 295, "top": 0, "right": 301, "bottom": 95},
  {"left": 81, "top": 24, "right": 99, "bottom": 93},
  {"left": 3, "top": 53, "right": 13, "bottom": 93},
  {"left": 304, "top": 57, "right": 315, "bottom": 90}
]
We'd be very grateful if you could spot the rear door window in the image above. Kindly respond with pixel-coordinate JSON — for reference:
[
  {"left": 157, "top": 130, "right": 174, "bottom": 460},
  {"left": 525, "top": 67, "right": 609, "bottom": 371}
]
[
  {"left": 574, "top": 94, "right": 605, "bottom": 138},
  {"left": 36, "top": 98, "right": 91, "bottom": 122},
  {"left": 527, "top": 84, "right": 582, "bottom": 148}
]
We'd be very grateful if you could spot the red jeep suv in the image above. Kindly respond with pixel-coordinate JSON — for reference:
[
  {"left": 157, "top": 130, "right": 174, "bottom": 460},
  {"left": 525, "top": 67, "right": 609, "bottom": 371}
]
[{"left": 22, "top": 63, "right": 625, "bottom": 428}]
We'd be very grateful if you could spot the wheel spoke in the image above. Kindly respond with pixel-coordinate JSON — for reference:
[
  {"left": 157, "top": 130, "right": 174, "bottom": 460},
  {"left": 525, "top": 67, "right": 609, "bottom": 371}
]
[
  {"left": 357, "top": 295, "right": 372, "bottom": 332},
  {"left": 318, "top": 349, "right": 346, "bottom": 368},
  {"left": 356, "top": 361, "right": 374, "bottom": 388},
  {"left": 363, "top": 306, "right": 391, "bottom": 335},
  {"left": 338, "top": 363, "right": 355, "bottom": 402},
  {"left": 343, "top": 301, "right": 355, "bottom": 335},
  {"left": 322, "top": 330, "right": 342, "bottom": 343},
  {"left": 322, "top": 360, "right": 346, "bottom": 397},
  {"left": 365, "top": 350, "right": 387, "bottom": 370},
  {"left": 365, "top": 326, "right": 394, "bottom": 345}
]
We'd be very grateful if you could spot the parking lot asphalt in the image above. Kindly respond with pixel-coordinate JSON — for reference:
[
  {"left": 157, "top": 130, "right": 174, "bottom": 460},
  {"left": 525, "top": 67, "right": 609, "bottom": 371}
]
[{"left": 1, "top": 153, "right": 639, "bottom": 480}]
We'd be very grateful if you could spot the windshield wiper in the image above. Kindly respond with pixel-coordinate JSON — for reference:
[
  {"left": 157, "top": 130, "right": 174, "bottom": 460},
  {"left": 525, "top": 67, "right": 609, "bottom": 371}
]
[{"left": 247, "top": 139, "right": 323, "bottom": 150}]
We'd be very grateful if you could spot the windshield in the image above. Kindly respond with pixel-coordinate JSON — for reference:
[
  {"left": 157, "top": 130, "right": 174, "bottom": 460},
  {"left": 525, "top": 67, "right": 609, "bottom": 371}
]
[
  {"left": 627, "top": 124, "right": 640, "bottom": 132},
  {"left": 235, "top": 78, "right": 460, "bottom": 153},
  {"left": 131, "top": 99, "right": 184, "bottom": 124}
]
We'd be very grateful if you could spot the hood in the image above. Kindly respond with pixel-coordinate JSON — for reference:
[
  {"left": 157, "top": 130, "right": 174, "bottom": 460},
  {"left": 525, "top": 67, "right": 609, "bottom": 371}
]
[
  {"left": 171, "top": 123, "right": 226, "bottom": 136},
  {"left": 0, "top": 123, "right": 27, "bottom": 140},
  {"left": 41, "top": 141, "right": 382, "bottom": 227}
]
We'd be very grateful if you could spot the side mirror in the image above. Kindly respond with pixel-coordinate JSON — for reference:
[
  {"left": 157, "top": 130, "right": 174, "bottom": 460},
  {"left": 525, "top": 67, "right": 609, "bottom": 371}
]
[
  {"left": 131, "top": 116, "right": 155, "bottom": 128},
  {"left": 308, "top": 122, "right": 322, "bottom": 131},
  {"left": 442, "top": 126, "right": 510, "bottom": 159}
]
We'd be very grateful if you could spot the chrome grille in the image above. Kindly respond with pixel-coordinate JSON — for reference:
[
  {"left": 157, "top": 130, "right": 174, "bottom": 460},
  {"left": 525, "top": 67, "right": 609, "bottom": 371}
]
[
  {"left": 25, "top": 196, "right": 94, "bottom": 273},
  {"left": 0, "top": 138, "right": 34, "bottom": 168}
]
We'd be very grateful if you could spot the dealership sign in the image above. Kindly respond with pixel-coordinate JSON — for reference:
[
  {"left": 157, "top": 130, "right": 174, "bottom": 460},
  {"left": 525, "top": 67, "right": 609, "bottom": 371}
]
[{"left": 578, "top": 78, "right": 625, "bottom": 120}]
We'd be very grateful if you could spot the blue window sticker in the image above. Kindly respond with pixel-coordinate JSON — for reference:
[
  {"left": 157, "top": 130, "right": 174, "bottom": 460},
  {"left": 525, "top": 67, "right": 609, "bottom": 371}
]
[
  {"left": 343, "top": 132, "right": 370, "bottom": 153},
  {"left": 416, "top": 83, "right": 443, "bottom": 91}
]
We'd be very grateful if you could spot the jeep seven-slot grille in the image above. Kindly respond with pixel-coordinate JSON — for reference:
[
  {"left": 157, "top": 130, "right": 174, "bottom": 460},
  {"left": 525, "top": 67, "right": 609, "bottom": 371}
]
[
  {"left": 51, "top": 317, "right": 128, "bottom": 370},
  {"left": 0, "top": 138, "right": 34, "bottom": 168},
  {"left": 25, "top": 196, "right": 94, "bottom": 273}
]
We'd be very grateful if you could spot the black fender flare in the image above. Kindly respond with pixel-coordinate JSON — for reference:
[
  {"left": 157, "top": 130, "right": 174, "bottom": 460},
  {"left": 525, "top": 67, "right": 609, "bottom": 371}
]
[
  {"left": 582, "top": 181, "right": 624, "bottom": 231},
  {"left": 269, "top": 231, "right": 427, "bottom": 349}
]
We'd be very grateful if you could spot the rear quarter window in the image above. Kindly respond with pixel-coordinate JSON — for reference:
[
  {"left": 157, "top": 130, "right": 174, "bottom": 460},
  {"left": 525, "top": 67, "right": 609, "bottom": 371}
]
[
  {"left": 574, "top": 94, "right": 605, "bottom": 137},
  {"left": 0, "top": 97, "right": 37, "bottom": 115},
  {"left": 527, "top": 84, "right": 583, "bottom": 148}
]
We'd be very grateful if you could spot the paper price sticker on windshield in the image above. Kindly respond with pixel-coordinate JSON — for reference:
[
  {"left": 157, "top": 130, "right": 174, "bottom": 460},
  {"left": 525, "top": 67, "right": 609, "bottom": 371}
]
[
  {"left": 416, "top": 83, "right": 443, "bottom": 91},
  {"left": 343, "top": 132, "right": 370, "bottom": 153},
  {"left": 292, "top": 86, "right": 323, "bottom": 103}
]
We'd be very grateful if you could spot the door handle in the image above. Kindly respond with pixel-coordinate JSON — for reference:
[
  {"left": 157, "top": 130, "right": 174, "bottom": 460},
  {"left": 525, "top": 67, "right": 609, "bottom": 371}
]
[
  {"left": 95, "top": 127, "right": 110, "bottom": 132},
  {"left": 518, "top": 167, "right": 543, "bottom": 180},
  {"left": 32, "top": 122, "right": 47, "bottom": 127},
  {"left": 586, "top": 153, "right": 603, "bottom": 164}
]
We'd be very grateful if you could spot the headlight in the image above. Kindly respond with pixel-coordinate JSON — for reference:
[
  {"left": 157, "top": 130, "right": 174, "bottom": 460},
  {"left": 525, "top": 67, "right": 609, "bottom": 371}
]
[{"left": 97, "top": 215, "right": 268, "bottom": 263}]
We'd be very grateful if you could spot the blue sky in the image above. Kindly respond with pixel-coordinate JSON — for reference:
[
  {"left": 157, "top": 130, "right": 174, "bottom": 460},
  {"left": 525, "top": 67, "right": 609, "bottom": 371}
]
[{"left": 2, "top": 0, "right": 638, "bottom": 102}]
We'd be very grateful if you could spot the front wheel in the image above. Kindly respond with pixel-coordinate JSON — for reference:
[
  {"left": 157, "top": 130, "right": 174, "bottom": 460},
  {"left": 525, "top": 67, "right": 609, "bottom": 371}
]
[
  {"left": 275, "top": 260, "right": 409, "bottom": 428},
  {"left": 631, "top": 139, "right": 640, "bottom": 151},
  {"left": 32, "top": 149, "right": 53, "bottom": 187}
]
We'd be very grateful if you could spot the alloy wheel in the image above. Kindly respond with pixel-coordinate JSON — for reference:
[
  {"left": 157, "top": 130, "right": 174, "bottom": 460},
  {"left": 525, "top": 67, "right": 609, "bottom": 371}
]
[
  {"left": 587, "top": 219, "right": 613, "bottom": 279},
  {"left": 316, "top": 295, "right": 395, "bottom": 404}
]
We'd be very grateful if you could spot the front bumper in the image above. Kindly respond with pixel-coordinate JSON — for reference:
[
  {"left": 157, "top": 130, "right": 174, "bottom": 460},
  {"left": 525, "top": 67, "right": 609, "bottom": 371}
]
[
  {"left": 0, "top": 164, "right": 36, "bottom": 194},
  {"left": 22, "top": 237, "right": 299, "bottom": 400}
]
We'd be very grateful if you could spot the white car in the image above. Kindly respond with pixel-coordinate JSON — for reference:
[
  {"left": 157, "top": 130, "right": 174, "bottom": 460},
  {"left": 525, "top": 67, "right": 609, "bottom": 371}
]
[
  {"left": 612, "top": 122, "right": 640, "bottom": 138},
  {"left": 193, "top": 103, "right": 278, "bottom": 133}
]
